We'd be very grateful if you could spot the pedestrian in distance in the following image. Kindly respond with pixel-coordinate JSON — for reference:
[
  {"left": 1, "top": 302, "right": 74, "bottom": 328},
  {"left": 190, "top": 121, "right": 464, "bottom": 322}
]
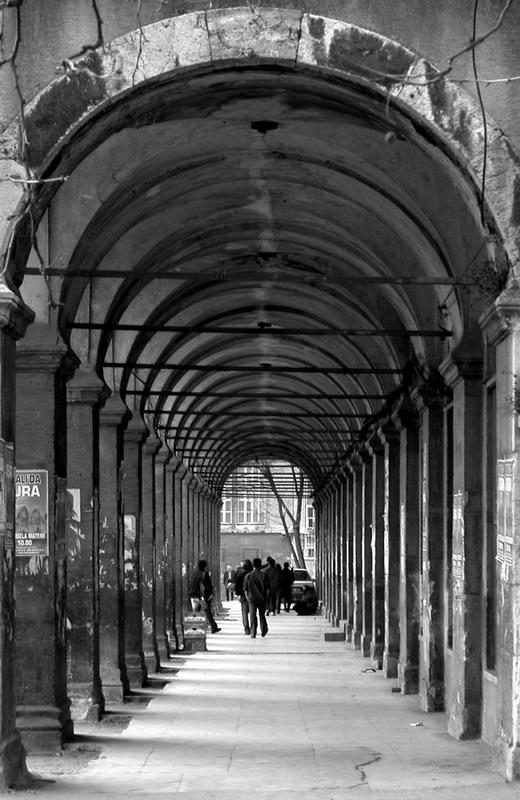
[
  {"left": 243, "top": 557, "right": 270, "bottom": 638},
  {"left": 234, "top": 558, "right": 253, "bottom": 635},
  {"left": 223, "top": 563, "right": 236, "bottom": 600},
  {"left": 279, "top": 561, "right": 295, "bottom": 612},
  {"left": 188, "top": 559, "right": 221, "bottom": 633},
  {"left": 262, "top": 556, "right": 280, "bottom": 615}
]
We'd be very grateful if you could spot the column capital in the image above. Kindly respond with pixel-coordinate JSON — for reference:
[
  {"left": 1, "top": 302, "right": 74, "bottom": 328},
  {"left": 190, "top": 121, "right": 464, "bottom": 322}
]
[
  {"left": 391, "top": 395, "right": 419, "bottom": 431},
  {"left": 480, "top": 287, "right": 520, "bottom": 346},
  {"left": 67, "top": 367, "right": 108, "bottom": 405},
  {"left": 165, "top": 454, "right": 183, "bottom": 474},
  {"left": 439, "top": 354, "right": 483, "bottom": 388},
  {"left": 17, "top": 327, "right": 79, "bottom": 377},
  {"left": 99, "top": 393, "right": 129, "bottom": 427},
  {"left": 0, "top": 284, "right": 35, "bottom": 340},
  {"left": 124, "top": 415, "right": 149, "bottom": 444},
  {"left": 155, "top": 446, "right": 172, "bottom": 466},
  {"left": 142, "top": 434, "right": 161, "bottom": 457},
  {"left": 367, "top": 430, "right": 384, "bottom": 456}
]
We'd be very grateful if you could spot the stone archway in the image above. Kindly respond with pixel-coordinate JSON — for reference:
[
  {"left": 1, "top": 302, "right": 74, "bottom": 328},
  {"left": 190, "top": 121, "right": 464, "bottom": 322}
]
[{"left": 0, "top": 8, "right": 518, "bottom": 284}]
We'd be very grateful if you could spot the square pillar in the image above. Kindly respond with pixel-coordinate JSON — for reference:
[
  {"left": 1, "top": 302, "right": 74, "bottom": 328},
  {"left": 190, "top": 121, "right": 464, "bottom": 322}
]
[
  {"left": 98, "top": 394, "right": 130, "bottom": 703},
  {"left": 395, "top": 404, "right": 420, "bottom": 694},
  {"left": 380, "top": 421, "right": 401, "bottom": 679},
  {"left": 360, "top": 448, "right": 373, "bottom": 657},
  {"left": 482, "top": 299, "right": 520, "bottom": 779},
  {"left": 141, "top": 436, "right": 161, "bottom": 675},
  {"left": 164, "top": 459, "right": 179, "bottom": 654},
  {"left": 122, "top": 417, "right": 148, "bottom": 689},
  {"left": 348, "top": 456, "right": 363, "bottom": 649},
  {"left": 15, "top": 329, "right": 76, "bottom": 752},
  {"left": 0, "top": 291, "right": 33, "bottom": 787},
  {"left": 155, "top": 447, "right": 172, "bottom": 663},
  {"left": 441, "top": 357, "right": 484, "bottom": 738},
  {"left": 66, "top": 368, "right": 107, "bottom": 720},
  {"left": 368, "top": 435, "right": 385, "bottom": 668},
  {"left": 413, "top": 385, "right": 447, "bottom": 714}
]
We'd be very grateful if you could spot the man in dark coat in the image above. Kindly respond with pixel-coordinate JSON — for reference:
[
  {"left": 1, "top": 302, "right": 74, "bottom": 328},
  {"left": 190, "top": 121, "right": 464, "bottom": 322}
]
[
  {"left": 243, "top": 557, "right": 269, "bottom": 638},
  {"left": 188, "top": 559, "right": 221, "bottom": 633},
  {"left": 279, "top": 562, "right": 295, "bottom": 612}
]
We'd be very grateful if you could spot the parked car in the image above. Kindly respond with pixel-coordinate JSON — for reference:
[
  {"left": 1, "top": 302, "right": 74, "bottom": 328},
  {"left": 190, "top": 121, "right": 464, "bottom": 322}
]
[{"left": 291, "top": 568, "right": 316, "bottom": 602}]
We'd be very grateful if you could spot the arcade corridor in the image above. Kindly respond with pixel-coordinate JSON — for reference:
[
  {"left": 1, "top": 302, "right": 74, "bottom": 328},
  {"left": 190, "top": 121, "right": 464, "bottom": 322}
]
[{"left": 2, "top": 0, "right": 520, "bottom": 790}]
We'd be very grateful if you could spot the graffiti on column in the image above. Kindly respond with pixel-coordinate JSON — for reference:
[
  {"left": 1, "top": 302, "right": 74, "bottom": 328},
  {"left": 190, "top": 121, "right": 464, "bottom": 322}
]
[
  {"left": 452, "top": 491, "right": 464, "bottom": 599},
  {"left": 15, "top": 470, "right": 49, "bottom": 556},
  {"left": 497, "top": 460, "right": 514, "bottom": 565}
]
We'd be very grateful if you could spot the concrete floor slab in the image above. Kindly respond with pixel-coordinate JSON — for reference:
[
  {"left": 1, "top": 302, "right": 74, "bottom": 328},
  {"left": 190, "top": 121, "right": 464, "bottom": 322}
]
[{"left": 23, "top": 603, "right": 518, "bottom": 798}]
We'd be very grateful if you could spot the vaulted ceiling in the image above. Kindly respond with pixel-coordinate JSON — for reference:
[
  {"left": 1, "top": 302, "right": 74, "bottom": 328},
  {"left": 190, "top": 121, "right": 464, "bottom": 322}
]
[{"left": 26, "top": 66, "right": 490, "bottom": 493}]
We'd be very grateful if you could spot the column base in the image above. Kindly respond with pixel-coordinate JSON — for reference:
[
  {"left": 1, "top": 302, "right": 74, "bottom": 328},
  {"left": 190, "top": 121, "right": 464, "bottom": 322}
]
[
  {"left": 69, "top": 681, "right": 104, "bottom": 721},
  {"left": 398, "top": 662, "right": 419, "bottom": 694},
  {"left": 420, "top": 676, "right": 444, "bottom": 713},
  {"left": 156, "top": 634, "right": 171, "bottom": 667},
  {"left": 360, "top": 634, "right": 372, "bottom": 657},
  {"left": 370, "top": 641, "right": 384, "bottom": 668},
  {"left": 382, "top": 651, "right": 398, "bottom": 678},
  {"left": 16, "top": 704, "right": 73, "bottom": 754},
  {"left": 493, "top": 736, "right": 520, "bottom": 781},
  {"left": 0, "top": 728, "right": 31, "bottom": 790},
  {"left": 126, "top": 655, "right": 147, "bottom": 690},
  {"left": 446, "top": 701, "right": 480, "bottom": 739},
  {"left": 351, "top": 630, "right": 361, "bottom": 650}
]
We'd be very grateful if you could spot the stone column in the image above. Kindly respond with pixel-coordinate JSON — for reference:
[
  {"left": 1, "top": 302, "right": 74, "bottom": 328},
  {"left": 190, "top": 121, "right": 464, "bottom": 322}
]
[
  {"left": 321, "top": 488, "right": 331, "bottom": 615},
  {"left": 15, "top": 328, "right": 76, "bottom": 752},
  {"left": 441, "top": 357, "right": 483, "bottom": 738},
  {"left": 333, "top": 479, "right": 342, "bottom": 623},
  {"left": 164, "top": 459, "right": 179, "bottom": 654},
  {"left": 66, "top": 368, "right": 107, "bottom": 720},
  {"left": 155, "top": 447, "right": 172, "bottom": 663},
  {"left": 360, "top": 448, "right": 373, "bottom": 657},
  {"left": 98, "top": 394, "right": 129, "bottom": 702},
  {"left": 173, "top": 461, "right": 188, "bottom": 642},
  {"left": 122, "top": 417, "right": 148, "bottom": 689},
  {"left": 181, "top": 470, "right": 193, "bottom": 626},
  {"left": 345, "top": 470, "right": 354, "bottom": 641},
  {"left": 413, "top": 383, "right": 447, "bottom": 713},
  {"left": 380, "top": 421, "right": 401, "bottom": 679},
  {"left": 395, "top": 404, "right": 420, "bottom": 694},
  {"left": 338, "top": 473, "right": 348, "bottom": 625},
  {"left": 368, "top": 434, "right": 385, "bottom": 668},
  {"left": 0, "top": 289, "right": 33, "bottom": 787},
  {"left": 482, "top": 298, "right": 520, "bottom": 779},
  {"left": 348, "top": 455, "right": 363, "bottom": 649},
  {"left": 141, "top": 436, "right": 161, "bottom": 675}
]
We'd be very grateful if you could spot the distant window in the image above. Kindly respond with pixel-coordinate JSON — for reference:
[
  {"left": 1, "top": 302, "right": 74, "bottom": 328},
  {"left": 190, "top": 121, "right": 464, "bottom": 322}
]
[
  {"left": 307, "top": 504, "right": 315, "bottom": 528},
  {"left": 221, "top": 498, "right": 232, "bottom": 525}
]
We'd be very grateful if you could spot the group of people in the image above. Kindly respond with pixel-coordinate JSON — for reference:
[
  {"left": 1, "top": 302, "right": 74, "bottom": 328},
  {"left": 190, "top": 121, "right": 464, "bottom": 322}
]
[
  {"left": 189, "top": 557, "right": 318, "bottom": 640},
  {"left": 232, "top": 557, "right": 297, "bottom": 638}
]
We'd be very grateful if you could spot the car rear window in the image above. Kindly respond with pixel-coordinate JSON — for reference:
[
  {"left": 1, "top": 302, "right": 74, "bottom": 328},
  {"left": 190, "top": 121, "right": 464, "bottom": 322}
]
[{"left": 293, "top": 569, "right": 312, "bottom": 581}]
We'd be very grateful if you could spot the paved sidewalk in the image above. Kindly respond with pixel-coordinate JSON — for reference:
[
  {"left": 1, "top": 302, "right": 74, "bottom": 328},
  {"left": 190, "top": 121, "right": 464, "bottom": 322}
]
[{"left": 22, "top": 603, "right": 518, "bottom": 798}]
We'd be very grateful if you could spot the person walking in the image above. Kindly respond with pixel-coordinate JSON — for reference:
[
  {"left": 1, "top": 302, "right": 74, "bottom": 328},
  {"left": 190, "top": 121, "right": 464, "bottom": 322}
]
[
  {"left": 222, "top": 564, "right": 236, "bottom": 600},
  {"left": 234, "top": 559, "right": 253, "bottom": 635},
  {"left": 243, "top": 557, "right": 270, "bottom": 638},
  {"left": 188, "top": 559, "right": 221, "bottom": 633},
  {"left": 279, "top": 561, "right": 295, "bottom": 612},
  {"left": 262, "top": 556, "right": 280, "bottom": 615}
]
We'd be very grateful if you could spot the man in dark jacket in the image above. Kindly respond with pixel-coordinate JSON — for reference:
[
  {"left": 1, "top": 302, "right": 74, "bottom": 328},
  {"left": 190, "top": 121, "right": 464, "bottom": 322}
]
[
  {"left": 188, "top": 559, "right": 221, "bottom": 633},
  {"left": 243, "top": 557, "right": 269, "bottom": 638},
  {"left": 234, "top": 559, "right": 253, "bottom": 635},
  {"left": 279, "top": 562, "right": 295, "bottom": 612}
]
